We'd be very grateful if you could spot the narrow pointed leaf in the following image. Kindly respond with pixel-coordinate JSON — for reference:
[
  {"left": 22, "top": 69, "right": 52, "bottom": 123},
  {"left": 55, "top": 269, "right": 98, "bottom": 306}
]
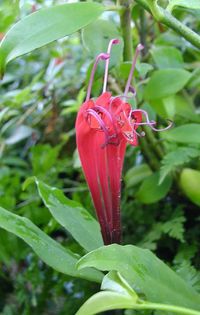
[
  {"left": 77, "top": 244, "right": 200, "bottom": 310},
  {"left": 0, "top": 206, "right": 102, "bottom": 283},
  {"left": 0, "top": 2, "right": 104, "bottom": 75},
  {"left": 35, "top": 179, "right": 103, "bottom": 252}
]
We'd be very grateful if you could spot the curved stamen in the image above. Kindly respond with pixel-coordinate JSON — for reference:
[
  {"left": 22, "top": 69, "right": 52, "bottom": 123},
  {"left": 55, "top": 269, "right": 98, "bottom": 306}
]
[
  {"left": 103, "top": 39, "right": 120, "bottom": 93},
  {"left": 86, "top": 109, "right": 108, "bottom": 134},
  {"left": 131, "top": 109, "right": 173, "bottom": 131},
  {"left": 86, "top": 53, "right": 110, "bottom": 102},
  {"left": 124, "top": 43, "right": 144, "bottom": 97}
]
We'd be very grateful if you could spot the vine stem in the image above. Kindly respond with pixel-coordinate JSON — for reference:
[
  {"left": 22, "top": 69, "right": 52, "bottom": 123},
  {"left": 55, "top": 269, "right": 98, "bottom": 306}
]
[
  {"left": 119, "top": 0, "right": 133, "bottom": 61},
  {"left": 136, "top": 300, "right": 200, "bottom": 315},
  {"left": 134, "top": 0, "right": 200, "bottom": 49}
]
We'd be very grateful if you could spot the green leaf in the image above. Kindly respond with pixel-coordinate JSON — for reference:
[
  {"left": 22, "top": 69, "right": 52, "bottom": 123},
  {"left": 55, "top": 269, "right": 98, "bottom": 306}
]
[
  {"left": 136, "top": 172, "right": 172, "bottom": 204},
  {"left": 160, "top": 147, "right": 200, "bottom": 184},
  {"left": 180, "top": 168, "right": 200, "bottom": 206},
  {"left": 163, "top": 124, "right": 200, "bottom": 144},
  {"left": 82, "top": 19, "right": 123, "bottom": 67},
  {"left": 76, "top": 291, "right": 137, "bottom": 315},
  {"left": 77, "top": 244, "right": 200, "bottom": 310},
  {"left": 36, "top": 179, "right": 103, "bottom": 252},
  {"left": 76, "top": 272, "right": 139, "bottom": 315},
  {"left": 151, "top": 46, "right": 184, "bottom": 69},
  {"left": 0, "top": 2, "right": 104, "bottom": 75},
  {"left": 144, "top": 69, "right": 191, "bottom": 100},
  {"left": 125, "top": 164, "right": 152, "bottom": 188},
  {"left": 0, "top": 206, "right": 102, "bottom": 283},
  {"left": 167, "top": 0, "right": 200, "bottom": 12}
]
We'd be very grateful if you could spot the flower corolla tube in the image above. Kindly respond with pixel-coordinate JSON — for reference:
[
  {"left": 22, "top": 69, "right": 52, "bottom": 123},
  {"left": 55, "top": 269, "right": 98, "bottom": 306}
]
[{"left": 76, "top": 39, "right": 172, "bottom": 245}]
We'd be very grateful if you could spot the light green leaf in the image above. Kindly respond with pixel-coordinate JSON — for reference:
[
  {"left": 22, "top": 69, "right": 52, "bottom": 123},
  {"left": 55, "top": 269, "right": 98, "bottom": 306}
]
[
  {"left": 77, "top": 244, "right": 200, "bottom": 310},
  {"left": 36, "top": 179, "right": 103, "bottom": 252},
  {"left": 76, "top": 291, "right": 137, "bottom": 315},
  {"left": 144, "top": 69, "right": 191, "bottom": 100},
  {"left": 160, "top": 147, "right": 200, "bottom": 184},
  {"left": 0, "top": 206, "right": 102, "bottom": 283},
  {"left": 0, "top": 2, "right": 104, "bottom": 75},
  {"left": 125, "top": 164, "right": 152, "bottom": 188},
  {"left": 136, "top": 172, "right": 172, "bottom": 204},
  {"left": 180, "top": 168, "right": 200, "bottom": 206},
  {"left": 76, "top": 271, "right": 139, "bottom": 315},
  {"left": 82, "top": 19, "right": 123, "bottom": 67},
  {"left": 167, "top": 0, "right": 200, "bottom": 12},
  {"left": 163, "top": 124, "right": 200, "bottom": 144},
  {"left": 151, "top": 46, "right": 184, "bottom": 69}
]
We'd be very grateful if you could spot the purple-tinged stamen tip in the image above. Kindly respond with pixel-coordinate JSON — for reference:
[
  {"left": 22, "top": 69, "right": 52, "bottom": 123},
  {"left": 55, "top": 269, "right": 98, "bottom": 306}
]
[
  {"left": 137, "top": 43, "right": 144, "bottom": 51},
  {"left": 124, "top": 43, "right": 144, "bottom": 97},
  {"left": 129, "top": 86, "right": 137, "bottom": 96},
  {"left": 86, "top": 53, "right": 110, "bottom": 101},
  {"left": 103, "top": 38, "right": 120, "bottom": 93}
]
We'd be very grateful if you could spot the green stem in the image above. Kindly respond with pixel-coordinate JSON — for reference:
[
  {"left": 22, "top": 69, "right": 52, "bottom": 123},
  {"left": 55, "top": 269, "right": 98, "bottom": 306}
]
[
  {"left": 143, "top": 126, "right": 164, "bottom": 159},
  {"left": 119, "top": 0, "right": 133, "bottom": 61},
  {"left": 136, "top": 301, "right": 200, "bottom": 315},
  {"left": 134, "top": 0, "right": 200, "bottom": 49},
  {"left": 139, "top": 137, "right": 160, "bottom": 171}
]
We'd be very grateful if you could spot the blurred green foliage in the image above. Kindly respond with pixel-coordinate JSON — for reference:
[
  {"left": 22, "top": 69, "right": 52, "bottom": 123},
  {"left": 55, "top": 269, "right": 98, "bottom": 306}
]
[{"left": 0, "top": 0, "right": 200, "bottom": 314}]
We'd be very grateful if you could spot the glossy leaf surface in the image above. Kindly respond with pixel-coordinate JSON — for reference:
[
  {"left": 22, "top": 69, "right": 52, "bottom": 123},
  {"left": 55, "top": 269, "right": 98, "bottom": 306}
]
[{"left": 0, "top": 2, "right": 104, "bottom": 74}]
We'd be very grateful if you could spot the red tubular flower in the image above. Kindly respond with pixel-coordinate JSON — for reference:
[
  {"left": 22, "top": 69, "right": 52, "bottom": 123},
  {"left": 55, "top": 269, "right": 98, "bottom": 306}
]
[{"left": 76, "top": 40, "right": 172, "bottom": 245}]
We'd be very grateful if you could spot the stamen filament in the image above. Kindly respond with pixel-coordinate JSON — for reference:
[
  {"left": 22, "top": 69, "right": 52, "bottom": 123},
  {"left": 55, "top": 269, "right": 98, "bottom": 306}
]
[
  {"left": 124, "top": 43, "right": 144, "bottom": 97},
  {"left": 103, "top": 39, "right": 120, "bottom": 93},
  {"left": 86, "top": 53, "right": 110, "bottom": 102},
  {"left": 131, "top": 109, "right": 173, "bottom": 131}
]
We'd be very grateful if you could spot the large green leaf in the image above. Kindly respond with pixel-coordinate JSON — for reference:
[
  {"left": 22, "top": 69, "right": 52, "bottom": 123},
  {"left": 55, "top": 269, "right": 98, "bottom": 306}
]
[
  {"left": 0, "top": 206, "right": 102, "bottom": 283},
  {"left": 163, "top": 124, "right": 200, "bottom": 144},
  {"left": 35, "top": 179, "right": 103, "bottom": 252},
  {"left": 167, "top": 0, "right": 200, "bottom": 12},
  {"left": 144, "top": 69, "right": 191, "bottom": 100},
  {"left": 82, "top": 19, "right": 123, "bottom": 66},
  {"left": 136, "top": 172, "right": 172, "bottom": 204},
  {"left": 77, "top": 244, "right": 200, "bottom": 310},
  {"left": 0, "top": 2, "right": 104, "bottom": 75},
  {"left": 76, "top": 271, "right": 200, "bottom": 315}
]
